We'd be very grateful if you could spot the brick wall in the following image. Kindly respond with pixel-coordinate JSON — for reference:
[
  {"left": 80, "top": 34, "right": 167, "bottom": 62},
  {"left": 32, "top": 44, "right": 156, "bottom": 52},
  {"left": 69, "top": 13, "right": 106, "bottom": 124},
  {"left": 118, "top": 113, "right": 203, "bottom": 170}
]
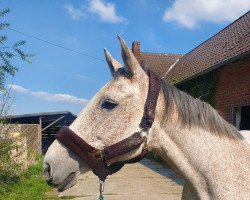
[{"left": 214, "top": 56, "right": 250, "bottom": 123}]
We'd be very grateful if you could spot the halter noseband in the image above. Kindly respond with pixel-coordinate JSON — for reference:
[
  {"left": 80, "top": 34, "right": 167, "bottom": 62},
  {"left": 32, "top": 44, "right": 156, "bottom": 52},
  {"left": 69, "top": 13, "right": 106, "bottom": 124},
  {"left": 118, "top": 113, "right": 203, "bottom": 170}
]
[{"left": 55, "top": 69, "right": 161, "bottom": 182}]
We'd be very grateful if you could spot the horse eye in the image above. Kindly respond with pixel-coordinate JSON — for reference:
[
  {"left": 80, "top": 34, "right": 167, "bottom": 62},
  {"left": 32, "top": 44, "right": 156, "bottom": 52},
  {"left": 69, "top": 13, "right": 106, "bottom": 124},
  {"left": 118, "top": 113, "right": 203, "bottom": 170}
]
[{"left": 101, "top": 99, "right": 118, "bottom": 110}]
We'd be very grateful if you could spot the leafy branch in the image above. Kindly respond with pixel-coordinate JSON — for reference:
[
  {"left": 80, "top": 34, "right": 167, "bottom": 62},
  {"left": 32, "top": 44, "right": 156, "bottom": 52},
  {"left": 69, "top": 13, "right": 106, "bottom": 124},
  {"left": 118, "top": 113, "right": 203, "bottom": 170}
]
[{"left": 0, "top": 8, "right": 34, "bottom": 90}]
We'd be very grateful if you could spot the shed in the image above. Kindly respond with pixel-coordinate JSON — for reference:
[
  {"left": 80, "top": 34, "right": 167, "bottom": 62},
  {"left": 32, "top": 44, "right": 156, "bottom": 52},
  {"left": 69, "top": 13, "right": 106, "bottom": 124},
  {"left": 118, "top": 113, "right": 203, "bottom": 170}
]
[{"left": 3, "top": 111, "right": 76, "bottom": 153}]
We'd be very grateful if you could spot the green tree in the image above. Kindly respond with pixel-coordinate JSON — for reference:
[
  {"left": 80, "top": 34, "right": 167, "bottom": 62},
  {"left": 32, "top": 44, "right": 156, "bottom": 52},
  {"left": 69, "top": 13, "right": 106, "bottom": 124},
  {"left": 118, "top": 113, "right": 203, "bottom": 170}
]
[
  {"left": 0, "top": 9, "right": 34, "bottom": 185},
  {"left": 0, "top": 8, "right": 33, "bottom": 90}
]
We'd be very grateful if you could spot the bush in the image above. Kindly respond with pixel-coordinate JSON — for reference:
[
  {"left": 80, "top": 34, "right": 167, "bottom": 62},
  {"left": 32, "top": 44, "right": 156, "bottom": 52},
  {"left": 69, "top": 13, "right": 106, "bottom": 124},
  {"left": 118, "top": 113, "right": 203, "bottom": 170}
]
[{"left": 0, "top": 123, "right": 24, "bottom": 186}]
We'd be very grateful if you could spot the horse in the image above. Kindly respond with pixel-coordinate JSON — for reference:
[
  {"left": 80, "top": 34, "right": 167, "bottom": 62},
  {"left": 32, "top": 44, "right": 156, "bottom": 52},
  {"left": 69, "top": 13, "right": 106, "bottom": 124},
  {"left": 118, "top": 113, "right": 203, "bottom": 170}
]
[{"left": 43, "top": 36, "right": 250, "bottom": 200}]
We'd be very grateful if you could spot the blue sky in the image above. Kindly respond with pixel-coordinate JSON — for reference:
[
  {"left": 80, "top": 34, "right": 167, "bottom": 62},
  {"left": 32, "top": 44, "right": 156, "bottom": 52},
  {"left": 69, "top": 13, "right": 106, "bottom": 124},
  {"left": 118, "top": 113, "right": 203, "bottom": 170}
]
[{"left": 1, "top": 0, "right": 250, "bottom": 115}]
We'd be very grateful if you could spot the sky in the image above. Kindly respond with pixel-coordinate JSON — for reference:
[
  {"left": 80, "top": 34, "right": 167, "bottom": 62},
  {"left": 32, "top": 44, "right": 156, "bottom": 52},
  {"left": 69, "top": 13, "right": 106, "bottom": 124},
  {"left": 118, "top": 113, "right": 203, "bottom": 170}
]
[{"left": 1, "top": 0, "right": 250, "bottom": 115}]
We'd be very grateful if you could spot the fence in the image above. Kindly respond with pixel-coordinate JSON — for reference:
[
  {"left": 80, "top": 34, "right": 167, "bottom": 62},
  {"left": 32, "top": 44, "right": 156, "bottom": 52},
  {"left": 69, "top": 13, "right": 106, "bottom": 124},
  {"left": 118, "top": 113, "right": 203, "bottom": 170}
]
[{"left": 0, "top": 124, "right": 41, "bottom": 168}]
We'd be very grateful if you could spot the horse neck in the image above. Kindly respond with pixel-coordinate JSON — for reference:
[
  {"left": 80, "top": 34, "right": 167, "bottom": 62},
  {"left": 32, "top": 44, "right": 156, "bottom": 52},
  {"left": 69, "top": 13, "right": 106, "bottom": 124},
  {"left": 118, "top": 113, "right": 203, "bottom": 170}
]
[{"left": 148, "top": 89, "right": 250, "bottom": 200}]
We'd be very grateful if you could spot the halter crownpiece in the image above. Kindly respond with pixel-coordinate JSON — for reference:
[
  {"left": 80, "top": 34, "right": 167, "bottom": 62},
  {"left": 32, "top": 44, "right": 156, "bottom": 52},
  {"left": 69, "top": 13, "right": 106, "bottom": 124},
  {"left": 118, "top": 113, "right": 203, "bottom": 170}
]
[
  {"left": 55, "top": 69, "right": 161, "bottom": 195},
  {"left": 140, "top": 69, "right": 161, "bottom": 130}
]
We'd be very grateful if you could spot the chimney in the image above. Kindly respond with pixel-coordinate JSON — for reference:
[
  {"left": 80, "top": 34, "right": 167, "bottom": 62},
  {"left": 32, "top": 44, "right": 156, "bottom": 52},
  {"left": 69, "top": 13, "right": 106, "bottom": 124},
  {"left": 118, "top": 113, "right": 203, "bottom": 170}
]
[{"left": 132, "top": 41, "right": 141, "bottom": 62}]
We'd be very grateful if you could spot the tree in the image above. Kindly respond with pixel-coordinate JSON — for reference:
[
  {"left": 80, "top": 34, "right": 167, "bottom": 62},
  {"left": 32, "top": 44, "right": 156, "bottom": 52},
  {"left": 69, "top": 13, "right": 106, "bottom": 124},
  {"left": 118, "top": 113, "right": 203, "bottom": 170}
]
[
  {"left": 0, "top": 8, "right": 33, "bottom": 90},
  {"left": 0, "top": 9, "right": 33, "bottom": 184}
]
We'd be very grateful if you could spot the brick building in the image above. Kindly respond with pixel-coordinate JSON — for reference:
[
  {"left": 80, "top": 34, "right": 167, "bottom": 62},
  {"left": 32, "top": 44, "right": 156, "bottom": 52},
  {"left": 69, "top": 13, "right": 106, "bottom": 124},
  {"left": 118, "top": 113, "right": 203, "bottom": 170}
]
[{"left": 132, "top": 11, "right": 250, "bottom": 130}]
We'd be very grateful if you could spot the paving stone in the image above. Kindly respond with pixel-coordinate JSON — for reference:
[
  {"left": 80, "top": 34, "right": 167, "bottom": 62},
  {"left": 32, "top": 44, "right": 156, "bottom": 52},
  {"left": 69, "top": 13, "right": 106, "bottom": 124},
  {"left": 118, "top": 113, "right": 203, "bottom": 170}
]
[{"left": 59, "top": 159, "right": 184, "bottom": 200}]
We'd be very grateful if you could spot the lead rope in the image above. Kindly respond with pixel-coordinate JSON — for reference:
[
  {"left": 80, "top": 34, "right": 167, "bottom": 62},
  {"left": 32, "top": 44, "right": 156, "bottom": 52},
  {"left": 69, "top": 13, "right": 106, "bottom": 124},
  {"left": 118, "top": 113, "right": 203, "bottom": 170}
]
[
  {"left": 99, "top": 179, "right": 105, "bottom": 200},
  {"left": 97, "top": 130, "right": 147, "bottom": 200}
]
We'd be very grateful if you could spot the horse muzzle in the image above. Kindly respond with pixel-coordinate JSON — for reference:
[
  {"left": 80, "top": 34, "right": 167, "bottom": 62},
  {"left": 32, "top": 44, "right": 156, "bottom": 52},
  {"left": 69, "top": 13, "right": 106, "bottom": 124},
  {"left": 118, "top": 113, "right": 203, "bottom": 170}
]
[
  {"left": 43, "top": 162, "right": 77, "bottom": 191},
  {"left": 43, "top": 138, "right": 89, "bottom": 192}
]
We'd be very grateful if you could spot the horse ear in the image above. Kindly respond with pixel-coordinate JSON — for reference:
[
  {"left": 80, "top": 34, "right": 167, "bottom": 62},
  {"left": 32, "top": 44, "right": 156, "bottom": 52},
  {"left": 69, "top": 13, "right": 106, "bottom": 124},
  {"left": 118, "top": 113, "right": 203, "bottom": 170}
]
[
  {"left": 104, "top": 48, "right": 122, "bottom": 77},
  {"left": 117, "top": 35, "right": 138, "bottom": 77}
]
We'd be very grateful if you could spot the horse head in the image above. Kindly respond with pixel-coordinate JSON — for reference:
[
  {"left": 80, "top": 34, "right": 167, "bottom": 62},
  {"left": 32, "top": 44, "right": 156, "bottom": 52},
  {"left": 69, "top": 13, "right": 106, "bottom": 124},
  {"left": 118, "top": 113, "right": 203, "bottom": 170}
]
[{"left": 43, "top": 36, "right": 158, "bottom": 191}]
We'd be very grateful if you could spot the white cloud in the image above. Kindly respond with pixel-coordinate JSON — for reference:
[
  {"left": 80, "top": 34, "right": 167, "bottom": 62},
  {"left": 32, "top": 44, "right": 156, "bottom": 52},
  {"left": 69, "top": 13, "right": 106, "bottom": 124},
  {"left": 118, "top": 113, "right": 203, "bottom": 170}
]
[
  {"left": 76, "top": 74, "right": 88, "bottom": 80},
  {"left": 64, "top": 4, "right": 85, "bottom": 20},
  {"left": 64, "top": 1, "right": 127, "bottom": 24},
  {"left": 11, "top": 84, "right": 29, "bottom": 93},
  {"left": 89, "top": 0, "right": 127, "bottom": 23},
  {"left": 163, "top": 0, "right": 250, "bottom": 29},
  {"left": 9, "top": 84, "right": 88, "bottom": 105}
]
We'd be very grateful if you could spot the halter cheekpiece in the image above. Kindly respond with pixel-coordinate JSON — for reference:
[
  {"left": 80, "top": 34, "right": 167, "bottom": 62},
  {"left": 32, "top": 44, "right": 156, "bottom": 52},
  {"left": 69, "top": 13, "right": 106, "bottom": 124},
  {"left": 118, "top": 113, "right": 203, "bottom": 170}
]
[{"left": 55, "top": 69, "right": 161, "bottom": 198}]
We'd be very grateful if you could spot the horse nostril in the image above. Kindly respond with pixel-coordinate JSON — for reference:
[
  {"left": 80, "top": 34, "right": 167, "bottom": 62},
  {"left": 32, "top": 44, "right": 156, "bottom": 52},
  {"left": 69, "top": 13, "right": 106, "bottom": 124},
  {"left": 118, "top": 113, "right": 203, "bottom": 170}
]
[
  {"left": 43, "top": 163, "right": 60, "bottom": 188},
  {"left": 43, "top": 163, "right": 51, "bottom": 181},
  {"left": 46, "top": 177, "right": 53, "bottom": 186}
]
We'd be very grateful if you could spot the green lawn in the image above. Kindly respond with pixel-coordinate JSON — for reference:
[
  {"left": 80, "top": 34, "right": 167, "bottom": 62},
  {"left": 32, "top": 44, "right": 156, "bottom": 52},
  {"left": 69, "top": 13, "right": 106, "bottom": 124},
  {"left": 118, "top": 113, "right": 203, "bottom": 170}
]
[{"left": 0, "top": 156, "right": 59, "bottom": 200}]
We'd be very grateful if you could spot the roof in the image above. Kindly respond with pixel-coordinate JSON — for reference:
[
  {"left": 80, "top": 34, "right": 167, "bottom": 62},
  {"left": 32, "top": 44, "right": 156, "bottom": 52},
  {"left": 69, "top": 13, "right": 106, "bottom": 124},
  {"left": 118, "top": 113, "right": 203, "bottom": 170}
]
[
  {"left": 165, "top": 11, "right": 250, "bottom": 84},
  {"left": 140, "top": 52, "right": 183, "bottom": 78},
  {"left": 2, "top": 111, "right": 76, "bottom": 130},
  {"left": 4, "top": 111, "right": 76, "bottom": 119}
]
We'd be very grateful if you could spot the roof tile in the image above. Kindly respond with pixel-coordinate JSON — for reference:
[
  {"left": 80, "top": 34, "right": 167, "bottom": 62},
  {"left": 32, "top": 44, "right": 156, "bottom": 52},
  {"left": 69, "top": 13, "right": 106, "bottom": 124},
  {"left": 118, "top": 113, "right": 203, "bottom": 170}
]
[{"left": 140, "top": 52, "right": 183, "bottom": 78}]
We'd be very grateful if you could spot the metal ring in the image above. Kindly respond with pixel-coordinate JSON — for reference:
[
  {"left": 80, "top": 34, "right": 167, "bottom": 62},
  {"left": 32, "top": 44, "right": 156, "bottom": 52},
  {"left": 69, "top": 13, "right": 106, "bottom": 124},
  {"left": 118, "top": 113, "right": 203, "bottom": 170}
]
[{"left": 90, "top": 149, "right": 104, "bottom": 160}]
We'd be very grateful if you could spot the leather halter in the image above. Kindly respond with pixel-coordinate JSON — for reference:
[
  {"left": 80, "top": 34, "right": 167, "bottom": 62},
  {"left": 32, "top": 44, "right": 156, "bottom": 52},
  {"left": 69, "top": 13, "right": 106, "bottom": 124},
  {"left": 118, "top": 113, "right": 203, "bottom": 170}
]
[{"left": 55, "top": 69, "right": 161, "bottom": 181}]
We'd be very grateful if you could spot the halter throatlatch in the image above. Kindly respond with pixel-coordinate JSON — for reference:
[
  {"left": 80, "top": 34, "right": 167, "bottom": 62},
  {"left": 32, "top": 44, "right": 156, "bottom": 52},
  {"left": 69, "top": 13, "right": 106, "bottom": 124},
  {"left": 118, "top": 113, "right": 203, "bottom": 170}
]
[{"left": 55, "top": 69, "right": 161, "bottom": 183}]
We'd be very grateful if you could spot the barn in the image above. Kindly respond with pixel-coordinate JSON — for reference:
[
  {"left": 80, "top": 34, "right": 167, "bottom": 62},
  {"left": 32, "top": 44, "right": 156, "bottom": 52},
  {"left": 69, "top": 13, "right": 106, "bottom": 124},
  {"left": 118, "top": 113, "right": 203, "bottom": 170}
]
[{"left": 132, "top": 11, "right": 250, "bottom": 131}]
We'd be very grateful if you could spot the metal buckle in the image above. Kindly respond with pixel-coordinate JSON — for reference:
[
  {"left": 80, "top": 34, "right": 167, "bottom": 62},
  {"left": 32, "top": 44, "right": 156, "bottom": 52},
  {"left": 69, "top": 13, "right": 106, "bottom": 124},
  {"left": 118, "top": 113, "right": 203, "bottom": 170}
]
[
  {"left": 90, "top": 149, "right": 103, "bottom": 160},
  {"left": 139, "top": 129, "right": 148, "bottom": 150},
  {"left": 142, "top": 136, "right": 148, "bottom": 150}
]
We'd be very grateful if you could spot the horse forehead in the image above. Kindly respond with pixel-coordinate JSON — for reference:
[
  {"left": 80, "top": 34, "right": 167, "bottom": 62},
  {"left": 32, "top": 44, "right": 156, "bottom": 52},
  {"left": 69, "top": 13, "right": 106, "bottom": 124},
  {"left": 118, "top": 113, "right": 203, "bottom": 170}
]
[{"left": 103, "top": 77, "right": 139, "bottom": 95}]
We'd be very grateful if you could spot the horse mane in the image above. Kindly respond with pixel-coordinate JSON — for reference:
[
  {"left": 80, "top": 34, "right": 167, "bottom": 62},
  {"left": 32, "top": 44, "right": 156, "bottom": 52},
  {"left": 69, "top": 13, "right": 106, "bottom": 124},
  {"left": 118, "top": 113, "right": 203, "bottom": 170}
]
[{"left": 161, "top": 80, "right": 243, "bottom": 140}]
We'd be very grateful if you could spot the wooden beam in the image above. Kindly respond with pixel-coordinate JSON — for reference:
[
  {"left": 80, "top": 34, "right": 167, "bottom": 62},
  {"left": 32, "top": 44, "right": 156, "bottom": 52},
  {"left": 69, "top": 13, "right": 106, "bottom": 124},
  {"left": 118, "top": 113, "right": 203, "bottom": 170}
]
[
  {"left": 42, "top": 116, "right": 65, "bottom": 132},
  {"left": 39, "top": 117, "right": 42, "bottom": 153}
]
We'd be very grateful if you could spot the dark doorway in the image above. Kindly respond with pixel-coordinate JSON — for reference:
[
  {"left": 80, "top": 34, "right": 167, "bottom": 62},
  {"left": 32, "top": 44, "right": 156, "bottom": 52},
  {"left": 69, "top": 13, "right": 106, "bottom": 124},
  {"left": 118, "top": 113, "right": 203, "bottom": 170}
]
[{"left": 240, "top": 106, "right": 250, "bottom": 130}]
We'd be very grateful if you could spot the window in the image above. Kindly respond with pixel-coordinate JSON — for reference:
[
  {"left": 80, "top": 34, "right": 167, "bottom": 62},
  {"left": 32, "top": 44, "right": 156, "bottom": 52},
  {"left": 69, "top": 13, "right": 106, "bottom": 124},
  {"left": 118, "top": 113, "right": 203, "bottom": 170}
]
[{"left": 233, "top": 106, "right": 250, "bottom": 130}]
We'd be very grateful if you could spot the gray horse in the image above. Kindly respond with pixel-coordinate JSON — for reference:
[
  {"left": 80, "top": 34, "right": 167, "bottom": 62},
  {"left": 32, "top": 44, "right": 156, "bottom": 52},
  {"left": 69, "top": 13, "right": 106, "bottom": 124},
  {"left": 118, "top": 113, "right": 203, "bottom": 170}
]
[{"left": 44, "top": 37, "right": 250, "bottom": 200}]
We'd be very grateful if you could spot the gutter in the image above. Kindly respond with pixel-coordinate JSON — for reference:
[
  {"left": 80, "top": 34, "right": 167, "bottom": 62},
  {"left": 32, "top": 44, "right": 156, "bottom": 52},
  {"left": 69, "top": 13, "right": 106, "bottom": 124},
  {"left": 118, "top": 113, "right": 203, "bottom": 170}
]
[{"left": 162, "top": 59, "right": 179, "bottom": 79}]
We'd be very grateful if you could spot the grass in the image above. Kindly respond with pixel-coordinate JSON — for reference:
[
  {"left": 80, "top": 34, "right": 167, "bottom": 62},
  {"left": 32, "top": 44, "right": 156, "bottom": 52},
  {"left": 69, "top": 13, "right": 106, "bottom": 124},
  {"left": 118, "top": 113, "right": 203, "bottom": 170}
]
[
  {"left": 0, "top": 156, "right": 86, "bottom": 200},
  {"left": 0, "top": 156, "right": 59, "bottom": 200}
]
